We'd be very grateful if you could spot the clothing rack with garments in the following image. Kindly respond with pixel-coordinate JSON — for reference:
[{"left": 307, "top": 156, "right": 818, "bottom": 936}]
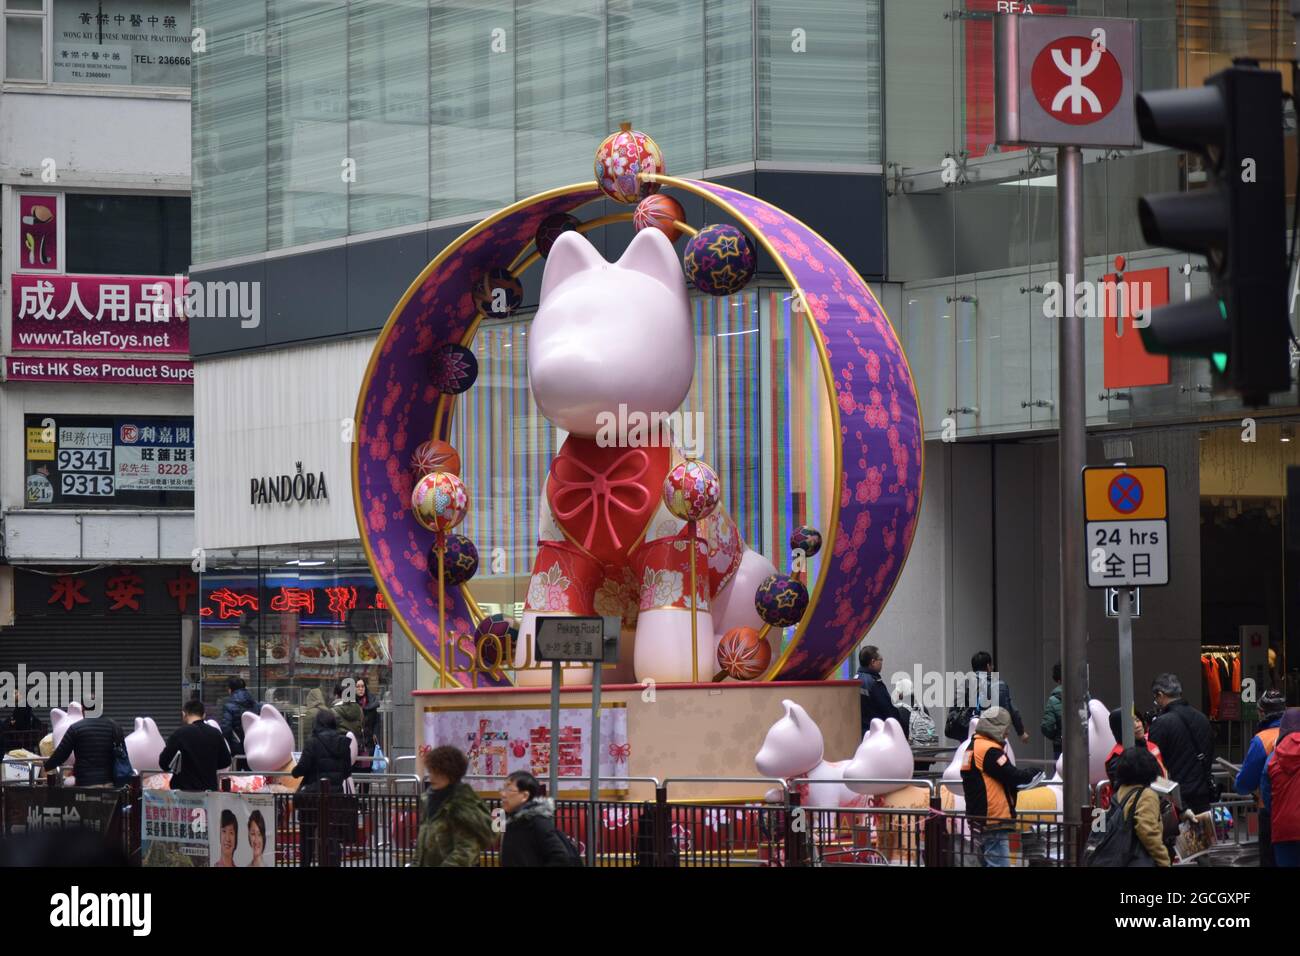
[{"left": 1200, "top": 645, "right": 1241, "bottom": 721}]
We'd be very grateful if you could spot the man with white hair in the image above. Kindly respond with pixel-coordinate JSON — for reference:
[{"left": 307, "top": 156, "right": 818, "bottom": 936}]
[{"left": 1147, "top": 672, "right": 1216, "bottom": 813}]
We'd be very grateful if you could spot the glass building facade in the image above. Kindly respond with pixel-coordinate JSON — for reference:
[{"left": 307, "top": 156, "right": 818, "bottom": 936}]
[{"left": 191, "top": 0, "right": 884, "bottom": 264}]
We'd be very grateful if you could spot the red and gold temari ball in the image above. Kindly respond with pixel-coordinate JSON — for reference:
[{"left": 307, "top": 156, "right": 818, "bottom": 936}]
[
  {"left": 410, "top": 439, "right": 461, "bottom": 479},
  {"left": 535, "top": 213, "right": 580, "bottom": 258},
  {"left": 411, "top": 471, "right": 468, "bottom": 533},
  {"left": 789, "top": 526, "right": 822, "bottom": 558},
  {"left": 662, "top": 459, "right": 721, "bottom": 522},
  {"left": 633, "top": 194, "right": 686, "bottom": 243},
  {"left": 594, "top": 123, "right": 664, "bottom": 205},
  {"left": 754, "top": 574, "right": 809, "bottom": 628},
  {"left": 430, "top": 534, "right": 478, "bottom": 586},
  {"left": 474, "top": 613, "right": 518, "bottom": 668},
  {"left": 717, "top": 626, "right": 771, "bottom": 681},
  {"left": 683, "top": 223, "right": 756, "bottom": 296}
]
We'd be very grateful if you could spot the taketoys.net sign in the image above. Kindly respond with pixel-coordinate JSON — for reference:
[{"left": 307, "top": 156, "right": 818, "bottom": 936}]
[{"left": 0, "top": 666, "right": 103, "bottom": 716}]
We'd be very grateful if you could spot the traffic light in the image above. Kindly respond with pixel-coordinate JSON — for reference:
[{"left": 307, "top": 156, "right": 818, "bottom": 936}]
[{"left": 1135, "top": 60, "right": 1290, "bottom": 405}]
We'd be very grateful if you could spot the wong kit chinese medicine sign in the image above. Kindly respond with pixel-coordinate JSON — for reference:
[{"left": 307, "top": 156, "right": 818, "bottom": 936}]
[
  {"left": 423, "top": 704, "right": 629, "bottom": 796},
  {"left": 24, "top": 414, "right": 194, "bottom": 508},
  {"left": 52, "top": 1, "right": 192, "bottom": 88}
]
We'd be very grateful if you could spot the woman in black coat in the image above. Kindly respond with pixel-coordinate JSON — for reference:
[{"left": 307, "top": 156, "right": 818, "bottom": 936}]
[
  {"left": 499, "top": 771, "right": 578, "bottom": 867},
  {"left": 292, "top": 709, "right": 353, "bottom": 867}
]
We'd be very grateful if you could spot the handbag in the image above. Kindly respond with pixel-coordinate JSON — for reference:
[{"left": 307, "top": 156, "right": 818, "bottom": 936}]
[
  {"left": 111, "top": 736, "right": 134, "bottom": 788},
  {"left": 371, "top": 743, "right": 388, "bottom": 774},
  {"left": 1084, "top": 788, "right": 1157, "bottom": 867}
]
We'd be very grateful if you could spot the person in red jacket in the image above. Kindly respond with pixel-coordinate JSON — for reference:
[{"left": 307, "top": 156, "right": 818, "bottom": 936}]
[{"left": 1264, "top": 708, "right": 1300, "bottom": 868}]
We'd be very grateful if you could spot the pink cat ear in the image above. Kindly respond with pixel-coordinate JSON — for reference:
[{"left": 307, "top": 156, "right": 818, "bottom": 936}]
[
  {"left": 540, "top": 230, "right": 606, "bottom": 302},
  {"left": 616, "top": 226, "right": 685, "bottom": 294}
]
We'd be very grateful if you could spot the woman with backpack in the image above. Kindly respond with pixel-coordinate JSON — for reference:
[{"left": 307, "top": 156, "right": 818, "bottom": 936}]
[
  {"left": 1093, "top": 746, "right": 1170, "bottom": 867},
  {"left": 500, "top": 771, "right": 581, "bottom": 866}
]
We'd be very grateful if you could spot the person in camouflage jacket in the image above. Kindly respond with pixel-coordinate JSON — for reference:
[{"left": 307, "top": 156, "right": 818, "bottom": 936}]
[{"left": 415, "top": 746, "right": 494, "bottom": 867}]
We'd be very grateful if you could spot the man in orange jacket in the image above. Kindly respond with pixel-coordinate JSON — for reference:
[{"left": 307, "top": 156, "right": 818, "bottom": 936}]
[{"left": 960, "top": 706, "right": 1039, "bottom": 867}]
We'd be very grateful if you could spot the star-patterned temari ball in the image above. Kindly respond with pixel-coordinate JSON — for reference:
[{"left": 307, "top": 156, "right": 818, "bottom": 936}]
[
  {"left": 754, "top": 573, "right": 809, "bottom": 628},
  {"left": 683, "top": 224, "right": 756, "bottom": 296},
  {"left": 716, "top": 626, "right": 772, "bottom": 680},
  {"left": 429, "top": 534, "right": 478, "bottom": 587}
]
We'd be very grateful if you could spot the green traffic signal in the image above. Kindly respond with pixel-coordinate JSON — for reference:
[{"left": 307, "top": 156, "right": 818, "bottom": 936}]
[{"left": 1212, "top": 353, "right": 1228, "bottom": 374}]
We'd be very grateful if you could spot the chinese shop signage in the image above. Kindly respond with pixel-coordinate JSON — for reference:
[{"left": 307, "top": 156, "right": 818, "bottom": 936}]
[
  {"left": 17, "top": 566, "right": 198, "bottom": 615},
  {"left": 250, "top": 464, "right": 329, "bottom": 506},
  {"left": 24, "top": 414, "right": 195, "bottom": 507},
  {"left": 53, "top": 1, "right": 192, "bottom": 89},
  {"left": 11, "top": 274, "right": 190, "bottom": 354},
  {"left": 198, "top": 584, "right": 387, "bottom": 622}
]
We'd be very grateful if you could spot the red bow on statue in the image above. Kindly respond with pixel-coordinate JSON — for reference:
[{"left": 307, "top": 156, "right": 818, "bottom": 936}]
[{"left": 549, "top": 448, "right": 652, "bottom": 552}]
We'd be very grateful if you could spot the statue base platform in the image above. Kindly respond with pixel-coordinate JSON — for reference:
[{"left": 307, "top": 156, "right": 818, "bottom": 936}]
[{"left": 414, "top": 679, "right": 860, "bottom": 802}]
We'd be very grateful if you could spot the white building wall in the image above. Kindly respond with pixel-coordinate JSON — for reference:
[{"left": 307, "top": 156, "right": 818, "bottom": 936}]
[{"left": 194, "top": 337, "right": 376, "bottom": 551}]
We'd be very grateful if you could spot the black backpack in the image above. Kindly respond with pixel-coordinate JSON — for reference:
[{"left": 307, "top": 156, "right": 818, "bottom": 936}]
[
  {"left": 1084, "top": 788, "right": 1157, "bottom": 867},
  {"left": 557, "top": 829, "right": 585, "bottom": 866}
]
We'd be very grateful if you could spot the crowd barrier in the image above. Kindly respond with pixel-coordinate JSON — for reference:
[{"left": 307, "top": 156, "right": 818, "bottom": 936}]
[{"left": 0, "top": 766, "right": 1263, "bottom": 868}]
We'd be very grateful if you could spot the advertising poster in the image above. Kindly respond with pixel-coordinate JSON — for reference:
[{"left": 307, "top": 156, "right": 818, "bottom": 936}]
[
  {"left": 10, "top": 274, "right": 190, "bottom": 353},
  {"left": 141, "top": 790, "right": 209, "bottom": 867},
  {"left": 18, "top": 194, "right": 58, "bottom": 271},
  {"left": 207, "top": 792, "right": 275, "bottom": 868},
  {"left": 424, "top": 704, "right": 629, "bottom": 794},
  {"left": 23, "top": 414, "right": 194, "bottom": 507}
]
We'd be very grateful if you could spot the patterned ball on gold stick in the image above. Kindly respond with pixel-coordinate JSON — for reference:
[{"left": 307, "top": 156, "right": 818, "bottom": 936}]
[
  {"left": 594, "top": 123, "right": 665, "bottom": 205},
  {"left": 633, "top": 194, "right": 686, "bottom": 243},
  {"left": 410, "top": 439, "right": 461, "bottom": 479},
  {"left": 661, "top": 459, "right": 721, "bottom": 522},
  {"left": 411, "top": 471, "right": 468, "bottom": 534},
  {"left": 755, "top": 573, "right": 809, "bottom": 628},
  {"left": 683, "top": 224, "right": 756, "bottom": 296},
  {"left": 715, "top": 626, "right": 772, "bottom": 681}
]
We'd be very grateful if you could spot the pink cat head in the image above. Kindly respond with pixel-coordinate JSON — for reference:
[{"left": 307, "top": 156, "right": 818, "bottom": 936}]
[
  {"left": 126, "top": 717, "right": 165, "bottom": 772},
  {"left": 528, "top": 228, "right": 693, "bottom": 437},
  {"left": 844, "top": 718, "right": 915, "bottom": 795},
  {"left": 241, "top": 704, "right": 295, "bottom": 772},
  {"left": 50, "top": 703, "right": 85, "bottom": 767},
  {"left": 755, "top": 699, "right": 825, "bottom": 780}
]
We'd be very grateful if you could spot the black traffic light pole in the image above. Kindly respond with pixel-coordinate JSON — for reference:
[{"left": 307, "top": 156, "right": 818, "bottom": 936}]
[{"left": 1136, "top": 63, "right": 1289, "bottom": 406}]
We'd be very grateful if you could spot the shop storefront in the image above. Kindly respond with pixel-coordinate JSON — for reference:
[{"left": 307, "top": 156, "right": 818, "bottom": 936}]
[{"left": 195, "top": 543, "right": 393, "bottom": 751}]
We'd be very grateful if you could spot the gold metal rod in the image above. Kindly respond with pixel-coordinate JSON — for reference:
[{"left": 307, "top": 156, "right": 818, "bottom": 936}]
[
  {"left": 437, "top": 541, "right": 447, "bottom": 681},
  {"left": 690, "top": 519, "right": 699, "bottom": 683},
  {"left": 671, "top": 220, "right": 698, "bottom": 238}
]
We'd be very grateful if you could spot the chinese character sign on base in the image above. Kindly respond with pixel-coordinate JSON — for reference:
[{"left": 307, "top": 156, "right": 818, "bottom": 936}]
[{"left": 423, "top": 704, "right": 629, "bottom": 795}]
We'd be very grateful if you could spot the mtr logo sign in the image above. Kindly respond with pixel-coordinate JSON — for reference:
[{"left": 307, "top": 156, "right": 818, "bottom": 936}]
[{"left": 1031, "top": 36, "right": 1124, "bottom": 125}]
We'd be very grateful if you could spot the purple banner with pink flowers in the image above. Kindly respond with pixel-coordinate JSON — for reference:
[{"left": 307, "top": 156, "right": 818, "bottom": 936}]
[
  {"left": 11, "top": 274, "right": 189, "bottom": 354},
  {"left": 354, "top": 179, "right": 922, "bottom": 682}
]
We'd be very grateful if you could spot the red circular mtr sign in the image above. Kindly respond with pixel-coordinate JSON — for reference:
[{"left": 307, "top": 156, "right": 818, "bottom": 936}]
[{"left": 1030, "top": 36, "right": 1124, "bottom": 125}]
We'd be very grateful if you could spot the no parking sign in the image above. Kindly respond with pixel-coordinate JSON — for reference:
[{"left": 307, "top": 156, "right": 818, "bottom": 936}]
[{"left": 1083, "top": 465, "right": 1169, "bottom": 588}]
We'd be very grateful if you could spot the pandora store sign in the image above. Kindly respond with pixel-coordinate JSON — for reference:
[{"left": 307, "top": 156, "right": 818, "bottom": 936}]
[{"left": 251, "top": 463, "right": 329, "bottom": 506}]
